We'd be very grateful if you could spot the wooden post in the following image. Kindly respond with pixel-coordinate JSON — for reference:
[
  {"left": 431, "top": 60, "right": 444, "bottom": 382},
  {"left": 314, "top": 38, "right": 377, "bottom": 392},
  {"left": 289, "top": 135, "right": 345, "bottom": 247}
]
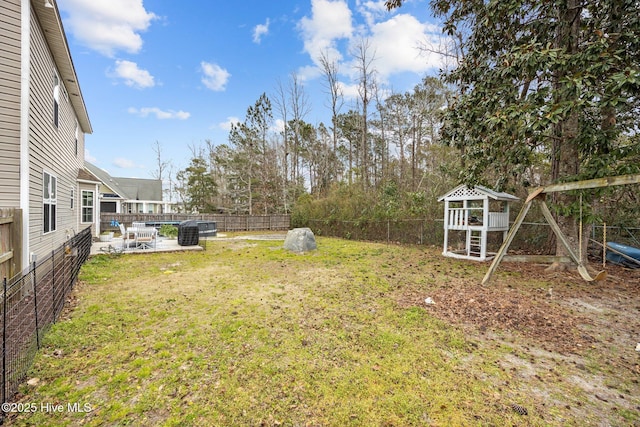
[
  {"left": 482, "top": 198, "right": 534, "bottom": 285},
  {"left": 442, "top": 200, "right": 449, "bottom": 255}
]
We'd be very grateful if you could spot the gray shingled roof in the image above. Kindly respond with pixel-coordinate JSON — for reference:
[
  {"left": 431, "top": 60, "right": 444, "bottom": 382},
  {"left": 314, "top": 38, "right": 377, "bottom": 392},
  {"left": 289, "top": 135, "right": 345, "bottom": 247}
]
[{"left": 84, "top": 162, "right": 163, "bottom": 201}]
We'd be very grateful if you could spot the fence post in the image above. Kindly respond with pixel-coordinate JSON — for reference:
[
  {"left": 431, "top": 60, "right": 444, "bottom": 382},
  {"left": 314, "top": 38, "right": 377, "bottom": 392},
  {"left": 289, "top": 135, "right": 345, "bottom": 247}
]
[
  {"left": 51, "top": 250, "right": 56, "bottom": 323},
  {"left": 32, "top": 261, "right": 40, "bottom": 349},
  {"left": 387, "top": 220, "right": 390, "bottom": 244},
  {"left": 2, "top": 277, "right": 7, "bottom": 408}
]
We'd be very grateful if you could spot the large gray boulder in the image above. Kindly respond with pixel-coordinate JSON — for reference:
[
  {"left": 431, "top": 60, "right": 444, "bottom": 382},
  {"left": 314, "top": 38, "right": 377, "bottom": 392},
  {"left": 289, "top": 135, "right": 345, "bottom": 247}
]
[{"left": 283, "top": 227, "right": 317, "bottom": 253}]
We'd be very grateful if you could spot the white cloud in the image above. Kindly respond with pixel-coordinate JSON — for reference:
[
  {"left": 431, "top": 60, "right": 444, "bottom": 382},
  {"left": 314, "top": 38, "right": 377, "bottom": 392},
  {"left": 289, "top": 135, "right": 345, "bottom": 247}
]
[
  {"left": 298, "top": 0, "right": 353, "bottom": 64},
  {"left": 84, "top": 148, "right": 96, "bottom": 163},
  {"left": 338, "top": 81, "right": 361, "bottom": 101},
  {"left": 218, "top": 116, "right": 240, "bottom": 131},
  {"left": 356, "top": 0, "right": 389, "bottom": 27},
  {"left": 253, "top": 19, "right": 270, "bottom": 44},
  {"left": 113, "top": 60, "right": 155, "bottom": 88},
  {"left": 113, "top": 158, "right": 136, "bottom": 169},
  {"left": 297, "top": 64, "right": 323, "bottom": 82},
  {"left": 128, "top": 107, "right": 190, "bottom": 120},
  {"left": 368, "top": 14, "right": 445, "bottom": 78},
  {"left": 272, "top": 119, "right": 286, "bottom": 134},
  {"left": 59, "top": 0, "right": 157, "bottom": 57},
  {"left": 200, "top": 62, "right": 231, "bottom": 91},
  {"left": 297, "top": 0, "right": 447, "bottom": 91}
]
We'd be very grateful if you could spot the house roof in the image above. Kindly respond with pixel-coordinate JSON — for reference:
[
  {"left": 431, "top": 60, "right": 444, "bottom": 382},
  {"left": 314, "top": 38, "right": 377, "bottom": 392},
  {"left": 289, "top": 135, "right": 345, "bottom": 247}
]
[
  {"left": 115, "top": 177, "right": 163, "bottom": 201},
  {"left": 77, "top": 168, "right": 100, "bottom": 183},
  {"left": 84, "top": 162, "right": 163, "bottom": 201},
  {"left": 33, "top": 0, "right": 92, "bottom": 133},
  {"left": 438, "top": 184, "right": 519, "bottom": 202}
]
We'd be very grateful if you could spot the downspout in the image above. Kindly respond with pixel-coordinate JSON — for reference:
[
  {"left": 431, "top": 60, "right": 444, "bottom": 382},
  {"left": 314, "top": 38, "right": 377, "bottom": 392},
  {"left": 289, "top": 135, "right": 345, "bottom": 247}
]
[
  {"left": 20, "top": 0, "right": 32, "bottom": 270},
  {"left": 95, "top": 183, "right": 101, "bottom": 236}
]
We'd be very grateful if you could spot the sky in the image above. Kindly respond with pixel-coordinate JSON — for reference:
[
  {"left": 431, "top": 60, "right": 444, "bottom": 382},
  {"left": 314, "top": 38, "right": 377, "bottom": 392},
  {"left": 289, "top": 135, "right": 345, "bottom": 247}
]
[{"left": 56, "top": 0, "right": 447, "bottom": 179}]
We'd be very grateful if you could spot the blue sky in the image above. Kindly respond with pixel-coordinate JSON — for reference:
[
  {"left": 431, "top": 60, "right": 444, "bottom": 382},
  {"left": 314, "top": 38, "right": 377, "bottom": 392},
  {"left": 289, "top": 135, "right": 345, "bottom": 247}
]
[{"left": 57, "top": 0, "right": 446, "bottom": 179}]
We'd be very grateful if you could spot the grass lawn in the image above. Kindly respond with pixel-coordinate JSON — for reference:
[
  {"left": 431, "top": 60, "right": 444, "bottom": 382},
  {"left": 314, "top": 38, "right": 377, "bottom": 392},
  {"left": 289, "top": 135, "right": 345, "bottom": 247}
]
[{"left": 9, "top": 235, "right": 640, "bottom": 426}]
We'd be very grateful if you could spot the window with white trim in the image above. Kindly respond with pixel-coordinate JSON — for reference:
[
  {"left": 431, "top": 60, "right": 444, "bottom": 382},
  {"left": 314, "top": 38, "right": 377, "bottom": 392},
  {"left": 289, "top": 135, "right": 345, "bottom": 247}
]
[
  {"left": 43, "top": 172, "right": 57, "bottom": 233},
  {"left": 81, "top": 190, "right": 94, "bottom": 223}
]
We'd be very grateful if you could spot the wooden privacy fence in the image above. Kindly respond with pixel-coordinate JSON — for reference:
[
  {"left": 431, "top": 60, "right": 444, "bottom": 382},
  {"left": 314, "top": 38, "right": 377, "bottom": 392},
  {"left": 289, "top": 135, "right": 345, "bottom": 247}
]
[
  {"left": 0, "top": 209, "right": 22, "bottom": 281},
  {"left": 101, "top": 214, "right": 290, "bottom": 233}
]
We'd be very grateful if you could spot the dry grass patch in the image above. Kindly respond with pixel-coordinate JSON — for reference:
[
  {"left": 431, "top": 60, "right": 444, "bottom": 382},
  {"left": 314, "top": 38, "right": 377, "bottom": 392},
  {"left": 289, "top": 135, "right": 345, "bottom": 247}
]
[{"left": 8, "top": 236, "right": 639, "bottom": 426}]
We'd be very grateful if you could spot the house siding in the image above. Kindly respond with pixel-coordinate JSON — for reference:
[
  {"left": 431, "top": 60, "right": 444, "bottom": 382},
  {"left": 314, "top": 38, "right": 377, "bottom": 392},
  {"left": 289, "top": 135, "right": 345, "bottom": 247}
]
[
  {"left": 27, "top": 6, "right": 85, "bottom": 259},
  {"left": 0, "top": 0, "right": 22, "bottom": 207}
]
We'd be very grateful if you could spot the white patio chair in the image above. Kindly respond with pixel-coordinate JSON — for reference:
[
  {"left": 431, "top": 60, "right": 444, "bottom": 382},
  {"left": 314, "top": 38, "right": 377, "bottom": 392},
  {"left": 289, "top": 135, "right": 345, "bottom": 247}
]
[
  {"left": 118, "top": 223, "right": 135, "bottom": 250},
  {"left": 135, "top": 227, "right": 157, "bottom": 250}
]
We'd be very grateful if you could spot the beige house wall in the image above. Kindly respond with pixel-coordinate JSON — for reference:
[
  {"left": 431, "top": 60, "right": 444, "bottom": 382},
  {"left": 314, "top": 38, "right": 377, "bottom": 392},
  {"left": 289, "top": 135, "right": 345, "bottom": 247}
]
[
  {"left": 0, "top": 0, "right": 22, "bottom": 207},
  {"left": 27, "top": 3, "right": 88, "bottom": 259}
]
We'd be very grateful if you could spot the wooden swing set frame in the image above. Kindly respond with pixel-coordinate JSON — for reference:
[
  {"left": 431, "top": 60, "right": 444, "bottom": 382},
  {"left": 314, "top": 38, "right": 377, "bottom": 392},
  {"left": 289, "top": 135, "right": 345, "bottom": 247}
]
[{"left": 482, "top": 173, "right": 640, "bottom": 285}]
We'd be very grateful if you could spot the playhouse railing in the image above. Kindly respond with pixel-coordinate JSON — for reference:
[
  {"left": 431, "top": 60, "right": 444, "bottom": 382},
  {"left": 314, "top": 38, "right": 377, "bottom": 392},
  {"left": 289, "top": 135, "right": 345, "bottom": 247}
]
[{"left": 446, "top": 210, "right": 509, "bottom": 230}]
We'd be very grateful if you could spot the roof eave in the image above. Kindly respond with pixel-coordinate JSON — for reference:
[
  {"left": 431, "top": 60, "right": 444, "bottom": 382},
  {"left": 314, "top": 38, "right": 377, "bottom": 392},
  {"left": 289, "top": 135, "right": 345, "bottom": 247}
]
[{"left": 33, "top": 0, "right": 92, "bottom": 134}]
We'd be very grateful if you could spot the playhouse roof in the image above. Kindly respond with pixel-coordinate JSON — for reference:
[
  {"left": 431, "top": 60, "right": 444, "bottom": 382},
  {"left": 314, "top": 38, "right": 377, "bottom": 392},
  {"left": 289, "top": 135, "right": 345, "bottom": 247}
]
[{"left": 437, "top": 184, "right": 519, "bottom": 202}]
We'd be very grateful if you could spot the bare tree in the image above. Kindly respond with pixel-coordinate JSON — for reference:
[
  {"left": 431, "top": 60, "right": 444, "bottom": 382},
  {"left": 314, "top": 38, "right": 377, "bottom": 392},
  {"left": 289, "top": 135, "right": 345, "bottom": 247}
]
[
  {"left": 318, "top": 50, "right": 344, "bottom": 184},
  {"left": 151, "top": 140, "right": 169, "bottom": 181},
  {"left": 373, "top": 82, "right": 389, "bottom": 184},
  {"left": 272, "top": 78, "right": 290, "bottom": 212},
  {"left": 151, "top": 140, "right": 173, "bottom": 212},
  {"left": 287, "top": 72, "right": 311, "bottom": 185},
  {"left": 352, "top": 38, "right": 377, "bottom": 189},
  {"left": 318, "top": 50, "right": 343, "bottom": 154}
]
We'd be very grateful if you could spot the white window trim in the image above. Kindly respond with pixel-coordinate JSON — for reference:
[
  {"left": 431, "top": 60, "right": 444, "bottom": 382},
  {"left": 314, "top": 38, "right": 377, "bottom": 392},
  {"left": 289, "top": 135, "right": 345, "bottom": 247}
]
[
  {"left": 43, "top": 171, "right": 57, "bottom": 234},
  {"left": 81, "top": 190, "right": 94, "bottom": 224}
]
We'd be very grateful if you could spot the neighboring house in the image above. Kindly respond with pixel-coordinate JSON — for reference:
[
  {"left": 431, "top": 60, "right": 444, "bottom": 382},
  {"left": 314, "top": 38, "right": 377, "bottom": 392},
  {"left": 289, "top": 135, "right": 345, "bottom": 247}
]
[
  {"left": 0, "top": 0, "right": 94, "bottom": 273},
  {"left": 84, "top": 162, "right": 174, "bottom": 216}
]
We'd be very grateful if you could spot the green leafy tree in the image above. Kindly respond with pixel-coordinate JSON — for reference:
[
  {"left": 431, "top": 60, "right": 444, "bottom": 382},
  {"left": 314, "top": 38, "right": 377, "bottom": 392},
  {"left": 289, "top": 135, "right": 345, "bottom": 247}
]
[
  {"left": 388, "top": 0, "right": 640, "bottom": 264},
  {"left": 229, "top": 93, "right": 275, "bottom": 215},
  {"left": 335, "top": 110, "right": 364, "bottom": 185},
  {"left": 176, "top": 156, "right": 217, "bottom": 213}
]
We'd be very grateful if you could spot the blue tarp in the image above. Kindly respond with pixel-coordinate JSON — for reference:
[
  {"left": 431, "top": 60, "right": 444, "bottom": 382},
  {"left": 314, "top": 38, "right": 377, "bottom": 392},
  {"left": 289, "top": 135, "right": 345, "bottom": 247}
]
[{"left": 606, "top": 242, "right": 640, "bottom": 268}]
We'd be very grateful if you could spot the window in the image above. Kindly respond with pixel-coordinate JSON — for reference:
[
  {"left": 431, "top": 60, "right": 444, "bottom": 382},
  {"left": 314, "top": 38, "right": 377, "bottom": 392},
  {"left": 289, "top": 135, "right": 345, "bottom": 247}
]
[
  {"left": 43, "top": 172, "right": 57, "bottom": 233},
  {"left": 71, "top": 188, "right": 75, "bottom": 209},
  {"left": 53, "top": 73, "right": 60, "bottom": 128},
  {"left": 81, "top": 190, "right": 94, "bottom": 223}
]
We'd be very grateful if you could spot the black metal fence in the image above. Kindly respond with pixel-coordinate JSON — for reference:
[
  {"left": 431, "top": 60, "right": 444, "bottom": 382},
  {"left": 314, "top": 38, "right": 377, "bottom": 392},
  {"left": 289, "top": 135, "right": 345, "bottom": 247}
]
[
  {"left": 308, "top": 218, "right": 444, "bottom": 246},
  {"left": 1, "top": 227, "right": 92, "bottom": 407},
  {"left": 307, "top": 218, "right": 554, "bottom": 253},
  {"left": 307, "top": 218, "right": 640, "bottom": 260}
]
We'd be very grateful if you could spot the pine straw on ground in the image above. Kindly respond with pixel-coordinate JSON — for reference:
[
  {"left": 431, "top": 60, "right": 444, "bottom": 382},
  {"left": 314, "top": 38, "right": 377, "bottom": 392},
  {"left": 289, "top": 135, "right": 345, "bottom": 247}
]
[{"left": 395, "top": 261, "right": 640, "bottom": 368}]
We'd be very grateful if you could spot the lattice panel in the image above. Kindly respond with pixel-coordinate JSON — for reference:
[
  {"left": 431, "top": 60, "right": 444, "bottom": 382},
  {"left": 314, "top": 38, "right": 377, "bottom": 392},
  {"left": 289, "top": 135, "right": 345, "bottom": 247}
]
[{"left": 446, "top": 186, "right": 484, "bottom": 200}]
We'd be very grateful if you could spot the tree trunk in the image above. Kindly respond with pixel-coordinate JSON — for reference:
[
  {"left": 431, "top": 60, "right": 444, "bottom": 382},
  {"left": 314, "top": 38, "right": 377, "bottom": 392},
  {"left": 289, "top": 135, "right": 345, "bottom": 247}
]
[{"left": 549, "top": 0, "right": 586, "bottom": 270}]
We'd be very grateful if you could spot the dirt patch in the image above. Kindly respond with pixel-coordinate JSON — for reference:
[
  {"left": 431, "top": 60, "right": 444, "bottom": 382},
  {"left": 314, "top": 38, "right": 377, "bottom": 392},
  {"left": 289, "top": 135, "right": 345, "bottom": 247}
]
[
  {"left": 395, "top": 260, "right": 640, "bottom": 422},
  {"left": 397, "top": 262, "right": 639, "bottom": 356}
]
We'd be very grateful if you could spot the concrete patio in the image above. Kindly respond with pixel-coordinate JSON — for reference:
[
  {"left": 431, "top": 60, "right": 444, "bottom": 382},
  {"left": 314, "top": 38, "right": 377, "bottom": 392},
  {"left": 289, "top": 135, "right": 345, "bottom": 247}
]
[
  {"left": 90, "top": 233, "right": 289, "bottom": 256},
  {"left": 90, "top": 236, "right": 204, "bottom": 256}
]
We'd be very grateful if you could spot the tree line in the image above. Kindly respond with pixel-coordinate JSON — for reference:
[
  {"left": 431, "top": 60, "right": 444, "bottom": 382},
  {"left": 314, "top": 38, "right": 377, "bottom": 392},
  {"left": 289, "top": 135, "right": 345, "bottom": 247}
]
[
  {"left": 155, "top": 0, "right": 639, "bottom": 262},
  {"left": 163, "top": 42, "right": 459, "bottom": 220}
]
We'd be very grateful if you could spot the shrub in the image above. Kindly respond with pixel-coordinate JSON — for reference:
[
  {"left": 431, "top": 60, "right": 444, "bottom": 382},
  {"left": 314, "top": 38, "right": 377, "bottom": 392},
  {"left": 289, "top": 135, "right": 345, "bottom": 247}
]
[{"left": 159, "top": 224, "right": 178, "bottom": 238}]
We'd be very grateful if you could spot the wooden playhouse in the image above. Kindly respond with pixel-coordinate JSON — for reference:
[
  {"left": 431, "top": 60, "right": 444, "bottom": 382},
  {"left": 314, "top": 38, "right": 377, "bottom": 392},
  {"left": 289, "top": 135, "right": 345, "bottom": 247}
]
[{"left": 438, "top": 185, "right": 518, "bottom": 261}]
